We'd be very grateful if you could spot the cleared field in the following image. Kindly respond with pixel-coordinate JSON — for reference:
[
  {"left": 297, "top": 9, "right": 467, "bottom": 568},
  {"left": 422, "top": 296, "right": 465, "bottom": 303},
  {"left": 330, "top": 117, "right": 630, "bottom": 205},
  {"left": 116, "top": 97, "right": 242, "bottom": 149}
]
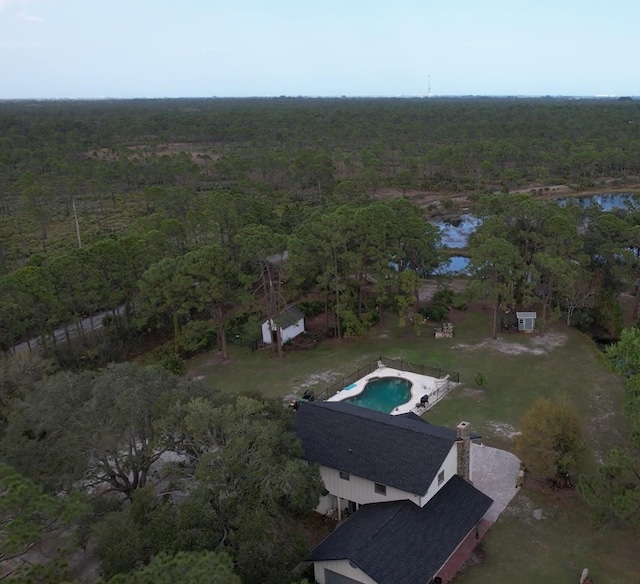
[{"left": 187, "top": 306, "right": 640, "bottom": 584}]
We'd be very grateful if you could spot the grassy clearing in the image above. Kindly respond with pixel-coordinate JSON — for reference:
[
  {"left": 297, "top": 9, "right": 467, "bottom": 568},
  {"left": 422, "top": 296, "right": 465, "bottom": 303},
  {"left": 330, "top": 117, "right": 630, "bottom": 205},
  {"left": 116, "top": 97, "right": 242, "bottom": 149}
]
[{"left": 187, "top": 308, "right": 640, "bottom": 583}]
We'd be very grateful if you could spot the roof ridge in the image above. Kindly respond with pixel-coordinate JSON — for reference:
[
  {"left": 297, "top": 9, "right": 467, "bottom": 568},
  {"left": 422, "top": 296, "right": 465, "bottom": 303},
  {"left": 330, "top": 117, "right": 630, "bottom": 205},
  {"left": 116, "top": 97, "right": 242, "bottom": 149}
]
[{"left": 317, "top": 402, "right": 456, "bottom": 441}]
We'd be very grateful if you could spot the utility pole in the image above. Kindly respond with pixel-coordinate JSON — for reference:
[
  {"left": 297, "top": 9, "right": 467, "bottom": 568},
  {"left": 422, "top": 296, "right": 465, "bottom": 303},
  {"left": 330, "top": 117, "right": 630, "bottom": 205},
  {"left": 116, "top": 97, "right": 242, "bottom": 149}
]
[{"left": 72, "top": 197, "right": 82, "bottom": 248}]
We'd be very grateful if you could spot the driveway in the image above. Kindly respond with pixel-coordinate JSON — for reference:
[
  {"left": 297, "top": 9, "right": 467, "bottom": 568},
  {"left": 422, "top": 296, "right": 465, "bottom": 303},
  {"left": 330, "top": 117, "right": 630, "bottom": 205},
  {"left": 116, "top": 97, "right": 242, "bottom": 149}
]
[{"left": 471, "top": 443, "right": 522, "bottom": 523}]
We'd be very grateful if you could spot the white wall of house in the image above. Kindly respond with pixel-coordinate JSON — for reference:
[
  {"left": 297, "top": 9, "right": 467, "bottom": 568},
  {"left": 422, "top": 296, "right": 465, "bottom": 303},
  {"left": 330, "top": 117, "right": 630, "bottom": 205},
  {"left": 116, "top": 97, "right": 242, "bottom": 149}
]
[
  {"left": 261, "top": 320, "right": 273, "bottom": 344},
  {"left": 418, "top": 446, "right": 458, "bottom": 506},
  {"left": 318, "top": 465, "right": 421, "bottom": 507},
  {"left": 261, "top": 317, "right": 305, "bottom": 344},
  {"left": 281, "top": 318, "right": 304, "bottom": 343},
  {"left": 314, "top": 560, "right": 378, "bottom": 584}
]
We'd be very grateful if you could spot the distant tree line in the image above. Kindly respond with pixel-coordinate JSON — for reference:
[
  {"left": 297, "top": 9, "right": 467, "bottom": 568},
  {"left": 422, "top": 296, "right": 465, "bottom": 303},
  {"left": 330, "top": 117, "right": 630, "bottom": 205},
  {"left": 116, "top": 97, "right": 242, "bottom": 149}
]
[{"left": 1, "top": 97, "right": 640, "bottom": 274}]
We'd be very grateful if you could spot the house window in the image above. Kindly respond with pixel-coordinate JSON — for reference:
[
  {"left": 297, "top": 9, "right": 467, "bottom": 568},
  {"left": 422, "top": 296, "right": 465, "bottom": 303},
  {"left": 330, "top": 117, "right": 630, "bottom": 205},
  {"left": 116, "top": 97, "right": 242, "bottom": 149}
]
[
  {"left": 438, "top": 470, "right": 445, "bottom": 486},
  {"left": 374, "top": 483, "right": 386, "bottom": 495},
  {"left": 339, "top": 471, "right": 350, "bottom": 481}
]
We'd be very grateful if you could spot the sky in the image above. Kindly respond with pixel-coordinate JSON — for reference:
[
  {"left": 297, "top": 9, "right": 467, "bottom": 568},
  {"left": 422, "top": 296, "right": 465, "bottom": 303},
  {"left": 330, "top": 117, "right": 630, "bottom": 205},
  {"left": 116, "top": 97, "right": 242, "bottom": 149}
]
[{"left": 1, "top": 0, "right": 639, "bottom": 99}]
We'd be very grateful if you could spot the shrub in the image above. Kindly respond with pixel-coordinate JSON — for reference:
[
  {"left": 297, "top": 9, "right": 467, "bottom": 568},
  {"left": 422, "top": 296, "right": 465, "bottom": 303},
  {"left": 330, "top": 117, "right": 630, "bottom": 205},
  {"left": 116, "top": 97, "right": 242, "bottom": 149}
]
[
  {"left": 433, "top": 288, "right": 455, "bottom": 305},
  {"left": 180, "top": 320, "right": 216, "bottom": 355},
  {"left": 420, "top": 304, "right": 449, "bottom": 322},
  {"left": 149, "top": 343, "right": 186, "bottom": 376},
  {"left": 474, "top": 371, "right": 487, "bottom": 387},
  {"left": 451, "top": 296, "right": 468, "bottom": 311}
]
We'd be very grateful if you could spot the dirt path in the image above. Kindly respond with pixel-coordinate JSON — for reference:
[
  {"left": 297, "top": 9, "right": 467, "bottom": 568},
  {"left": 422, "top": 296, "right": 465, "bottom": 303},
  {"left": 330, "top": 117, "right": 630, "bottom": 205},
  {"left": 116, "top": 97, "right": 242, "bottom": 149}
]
[{"left": 374, "top": 182, "right": 640, "bottom": 210}]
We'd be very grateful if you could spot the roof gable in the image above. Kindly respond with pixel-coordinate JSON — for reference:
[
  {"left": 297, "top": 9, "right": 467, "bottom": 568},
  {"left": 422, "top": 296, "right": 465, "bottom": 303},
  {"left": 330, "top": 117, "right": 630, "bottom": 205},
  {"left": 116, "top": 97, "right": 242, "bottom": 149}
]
[
  {"left": 310, "top": 475, "right": 493, "bottom": 584},
  {"left": 294, "top": 401, "right": 457, "bottom": 494}
]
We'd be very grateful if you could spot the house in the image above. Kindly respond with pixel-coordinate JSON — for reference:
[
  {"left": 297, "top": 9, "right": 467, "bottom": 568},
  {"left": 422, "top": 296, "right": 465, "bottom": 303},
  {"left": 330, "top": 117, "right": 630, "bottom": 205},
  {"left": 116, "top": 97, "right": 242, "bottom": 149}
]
[
  {"left": 516, "top": 311, "right": 537, "bottom": 333},
  {"left": 261, "top": 305, "right": 305, "bottom": 346},
  {"left": 294, "top": 401, "right": 493, "bottom": 584}
]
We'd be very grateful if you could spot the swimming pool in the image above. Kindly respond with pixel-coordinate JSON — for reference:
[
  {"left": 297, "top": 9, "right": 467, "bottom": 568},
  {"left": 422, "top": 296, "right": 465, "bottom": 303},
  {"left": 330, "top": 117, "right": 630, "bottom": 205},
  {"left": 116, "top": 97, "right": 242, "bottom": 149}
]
[{"left": 346, "top": 377, "right": 413, "bottom": 413}]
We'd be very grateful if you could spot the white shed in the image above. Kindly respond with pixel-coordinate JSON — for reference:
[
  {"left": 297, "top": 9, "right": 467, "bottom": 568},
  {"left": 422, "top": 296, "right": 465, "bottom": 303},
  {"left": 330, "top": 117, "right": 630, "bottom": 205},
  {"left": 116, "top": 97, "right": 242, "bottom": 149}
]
[
  {"left": 516, "top": 312, "right": 537, "bottom": 333},
  {"left": 261, "top": 305, "right": 305, "bottom": 346}
]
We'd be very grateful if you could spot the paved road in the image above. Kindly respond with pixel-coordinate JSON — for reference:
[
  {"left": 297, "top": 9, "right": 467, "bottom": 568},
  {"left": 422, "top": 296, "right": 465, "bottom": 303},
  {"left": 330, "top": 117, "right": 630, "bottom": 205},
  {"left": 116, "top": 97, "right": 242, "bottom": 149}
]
[{"left": 13, "top": 306, "right": 125, "bottom": 354}]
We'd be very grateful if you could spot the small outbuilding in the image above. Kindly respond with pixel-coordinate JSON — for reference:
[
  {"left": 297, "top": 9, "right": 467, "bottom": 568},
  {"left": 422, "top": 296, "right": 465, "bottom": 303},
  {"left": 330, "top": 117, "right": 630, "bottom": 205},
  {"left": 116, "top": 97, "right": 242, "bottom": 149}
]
[
  {"left": 516, "top": 312, "right": 537, "bottom": 333},
  {"left": 261, "top": 305, "right": 305, "bottom": 346}
]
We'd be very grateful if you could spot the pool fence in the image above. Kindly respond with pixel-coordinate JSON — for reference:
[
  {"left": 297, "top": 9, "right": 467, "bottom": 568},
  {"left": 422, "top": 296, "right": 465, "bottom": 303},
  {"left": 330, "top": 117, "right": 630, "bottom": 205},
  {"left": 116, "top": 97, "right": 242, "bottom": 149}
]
[{"left": 315, "top": 357, "right": 460, "bottom": 402}]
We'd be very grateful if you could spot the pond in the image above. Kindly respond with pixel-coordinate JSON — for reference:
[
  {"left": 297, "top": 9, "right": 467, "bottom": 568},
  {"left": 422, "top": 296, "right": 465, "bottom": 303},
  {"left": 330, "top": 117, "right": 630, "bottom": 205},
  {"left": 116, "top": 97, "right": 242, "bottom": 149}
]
[
  {"left": 556, "top": 192, "right": 639, "bottom": 210},
  {"left": 432, "top": 193, "right": 637, "bottom": 251},
  {"left": 431, "top": 214, "right": 483, "bottom": 249},
  {"left": 431, "top": 193, "right": 637, "bottom": 275},
  {"left": 434, "top": 255, "right": 470, "bottom": 275}
]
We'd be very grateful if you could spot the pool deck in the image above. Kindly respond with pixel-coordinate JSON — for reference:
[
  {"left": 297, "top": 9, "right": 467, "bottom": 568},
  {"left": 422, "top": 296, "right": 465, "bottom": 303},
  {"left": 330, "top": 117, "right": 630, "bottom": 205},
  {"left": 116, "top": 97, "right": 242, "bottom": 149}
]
[{"left": 326, "top": 365, "right": 457, "bottom": 415}]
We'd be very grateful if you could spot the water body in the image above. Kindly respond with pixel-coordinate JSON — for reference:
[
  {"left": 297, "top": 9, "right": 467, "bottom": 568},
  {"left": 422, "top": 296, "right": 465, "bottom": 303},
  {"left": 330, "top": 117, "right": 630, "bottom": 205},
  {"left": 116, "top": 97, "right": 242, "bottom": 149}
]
[
  {"left": 434, "top": 255, "right": 470, "bottom": 275},
  {"left": 431, "top": 193, "right": 637, "bottom": 274},
  {"left": 556, "top": 192, "right": 639, "bottom": 210},
  {"left": 432, "top": 214, "right": 483, "bottom": 249},
  {"left": 433, "top": 193, "right": 637, "bottom": 250}
]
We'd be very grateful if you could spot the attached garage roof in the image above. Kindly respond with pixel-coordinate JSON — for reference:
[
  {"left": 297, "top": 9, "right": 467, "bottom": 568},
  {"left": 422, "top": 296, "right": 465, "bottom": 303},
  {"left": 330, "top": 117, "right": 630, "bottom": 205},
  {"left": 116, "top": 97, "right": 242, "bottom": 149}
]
[{"left": 310, "top": 475, "right": 493, "bottom": 584}]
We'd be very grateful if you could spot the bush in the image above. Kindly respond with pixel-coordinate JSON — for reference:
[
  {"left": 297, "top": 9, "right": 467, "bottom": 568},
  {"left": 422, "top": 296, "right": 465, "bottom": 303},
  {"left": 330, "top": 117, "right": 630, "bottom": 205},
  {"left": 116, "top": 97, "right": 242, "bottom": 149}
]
[
  {"left": 180, "top": 320, "right": 216, "bottom": 355},
  {"left": 474, "top": 371, "right": 487, "bottom": 387},
  {"left": 420, "top": 304, "right": 449, "bottom": 322},
  {"left": 149, "top": 343, "right": 186, "bottom": 376},
  {"left": 451, "top": 296, "right": 468, "bottom": 311},
  {"left": 433, "top": 288, "right": 455, "bottom": 305},
  {"left": 432, "top": 288, "right": 467, "bottom": 311}
]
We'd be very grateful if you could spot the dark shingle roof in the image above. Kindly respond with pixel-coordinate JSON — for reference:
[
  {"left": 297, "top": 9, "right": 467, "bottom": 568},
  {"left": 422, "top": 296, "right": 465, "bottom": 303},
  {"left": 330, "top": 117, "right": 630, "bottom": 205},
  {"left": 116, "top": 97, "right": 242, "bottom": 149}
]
[
  {"left": 294, "top": 401, "right": 458, "bottom": 494},
  {"left": 273, "top": 305, "right": 304, "bottom": 328},
  {"left": 310, "top": 475, "right": 493, "bottom": 584}
]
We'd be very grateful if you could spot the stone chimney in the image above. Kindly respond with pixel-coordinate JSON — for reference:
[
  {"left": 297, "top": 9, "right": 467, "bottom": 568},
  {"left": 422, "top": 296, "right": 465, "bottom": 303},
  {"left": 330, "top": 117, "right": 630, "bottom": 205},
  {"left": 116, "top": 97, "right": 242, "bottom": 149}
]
[{"left": 456, "top": 421, "right": 471, "bottom": 483}]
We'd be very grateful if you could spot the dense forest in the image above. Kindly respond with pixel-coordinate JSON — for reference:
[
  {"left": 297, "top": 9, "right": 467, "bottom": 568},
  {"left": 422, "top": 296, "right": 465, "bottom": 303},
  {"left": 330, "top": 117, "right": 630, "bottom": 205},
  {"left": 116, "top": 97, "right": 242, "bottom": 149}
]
[
  {"left": 2, "top": 97, "right": 640, "bottom": 582},
  {"left": 1, "top": 97, "right": 640, "bottom": 357}
]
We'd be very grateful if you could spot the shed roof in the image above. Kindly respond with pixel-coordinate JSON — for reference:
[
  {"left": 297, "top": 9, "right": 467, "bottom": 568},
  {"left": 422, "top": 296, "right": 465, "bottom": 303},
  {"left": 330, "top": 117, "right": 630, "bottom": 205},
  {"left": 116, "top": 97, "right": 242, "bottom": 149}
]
[
  {"left": 310, "top": 475, "right": 493, "bottom": 584},
  {"left": 263, "top": 305, "right": 304, "bottom": 328},
  {"left": 294, "top": 401, "right": 457, "bottom": 495},
  {"left": 516, "top": 312, "right": 537, "bottom": 318}
]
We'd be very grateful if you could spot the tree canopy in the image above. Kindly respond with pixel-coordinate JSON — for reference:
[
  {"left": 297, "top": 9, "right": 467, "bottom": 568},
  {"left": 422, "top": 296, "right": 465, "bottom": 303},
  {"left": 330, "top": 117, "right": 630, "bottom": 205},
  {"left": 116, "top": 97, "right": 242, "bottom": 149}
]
[
  {"left": 515, "top": 398, "right": 585, "bottom": 486},
  {"left": 1, "top": 363, "right": 204, "bottom": 499}
]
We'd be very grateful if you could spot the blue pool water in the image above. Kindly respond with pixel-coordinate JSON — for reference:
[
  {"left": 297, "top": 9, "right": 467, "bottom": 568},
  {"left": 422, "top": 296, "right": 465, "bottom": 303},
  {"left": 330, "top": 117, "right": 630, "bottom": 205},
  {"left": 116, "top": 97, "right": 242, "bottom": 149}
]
[{"left": 347, "top": 377, "right": 412, "bottom": 413}]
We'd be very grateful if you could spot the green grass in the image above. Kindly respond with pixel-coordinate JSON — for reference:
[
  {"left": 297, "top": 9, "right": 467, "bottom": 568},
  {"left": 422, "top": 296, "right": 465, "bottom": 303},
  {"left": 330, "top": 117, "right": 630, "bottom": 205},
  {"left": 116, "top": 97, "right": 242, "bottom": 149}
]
[{"left": 187, "top": 310, "right": 640, "bottom": 583}]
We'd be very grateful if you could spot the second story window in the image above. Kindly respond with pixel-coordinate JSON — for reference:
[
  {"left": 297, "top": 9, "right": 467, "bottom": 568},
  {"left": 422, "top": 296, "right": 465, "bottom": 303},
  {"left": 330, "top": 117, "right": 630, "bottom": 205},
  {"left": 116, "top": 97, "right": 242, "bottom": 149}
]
[
  {"left": 339, "top": 471, "right": 350, "bottom": 480},
  {"left": 438, "top": 470, "right": 445, "bottom": 486},
  {"left": 374, "top": 483, "right": 386, "bottom": 495}
]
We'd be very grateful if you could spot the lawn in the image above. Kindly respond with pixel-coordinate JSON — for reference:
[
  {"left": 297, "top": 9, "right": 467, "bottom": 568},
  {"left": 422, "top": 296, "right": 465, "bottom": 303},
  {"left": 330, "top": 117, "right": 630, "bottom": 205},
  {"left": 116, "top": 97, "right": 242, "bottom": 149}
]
[{"left": 187, "top": 307, "right": 640, "bottom": 584}]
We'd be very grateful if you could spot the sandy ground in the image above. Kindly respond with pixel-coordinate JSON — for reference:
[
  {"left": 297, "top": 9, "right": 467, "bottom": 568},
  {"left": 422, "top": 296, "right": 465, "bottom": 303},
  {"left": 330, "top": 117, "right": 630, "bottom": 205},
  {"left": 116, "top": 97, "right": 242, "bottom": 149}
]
[
  {"left": 417, "top": 278, "right": 469, "bottom": 303},
  {"left": 454, "top": 331, "right": 569, "bottom": 356}
]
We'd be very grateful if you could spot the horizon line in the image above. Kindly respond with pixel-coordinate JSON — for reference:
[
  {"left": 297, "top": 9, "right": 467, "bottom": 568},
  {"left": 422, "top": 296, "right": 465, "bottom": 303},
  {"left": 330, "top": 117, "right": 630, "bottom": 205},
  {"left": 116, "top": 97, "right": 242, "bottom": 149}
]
[{"left": 0, "top": 94, "right": 637, "bottom": 102}]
